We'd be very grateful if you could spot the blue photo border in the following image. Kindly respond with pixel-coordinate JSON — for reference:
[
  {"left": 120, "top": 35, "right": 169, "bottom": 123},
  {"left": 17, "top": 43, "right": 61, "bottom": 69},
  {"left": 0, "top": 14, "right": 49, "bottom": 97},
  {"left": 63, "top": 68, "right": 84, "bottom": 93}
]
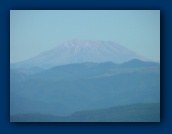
[{"left": 1, "top": 0, "right": 171, "bottom": 134}]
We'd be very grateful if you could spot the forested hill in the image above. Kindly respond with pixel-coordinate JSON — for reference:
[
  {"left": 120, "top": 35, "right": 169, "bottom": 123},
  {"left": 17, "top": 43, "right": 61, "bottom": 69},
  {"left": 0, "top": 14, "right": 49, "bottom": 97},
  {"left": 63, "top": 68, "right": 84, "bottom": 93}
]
[{"left": 10, "top": 103, "right": 160, "bottom": 122}]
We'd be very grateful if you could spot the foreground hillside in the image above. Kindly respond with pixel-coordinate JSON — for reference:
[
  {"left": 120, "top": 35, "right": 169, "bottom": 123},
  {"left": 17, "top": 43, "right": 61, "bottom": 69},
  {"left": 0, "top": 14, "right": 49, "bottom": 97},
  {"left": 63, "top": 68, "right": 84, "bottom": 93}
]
[{"left": 10, "top": 103, "right": 160, "bottom": 122}]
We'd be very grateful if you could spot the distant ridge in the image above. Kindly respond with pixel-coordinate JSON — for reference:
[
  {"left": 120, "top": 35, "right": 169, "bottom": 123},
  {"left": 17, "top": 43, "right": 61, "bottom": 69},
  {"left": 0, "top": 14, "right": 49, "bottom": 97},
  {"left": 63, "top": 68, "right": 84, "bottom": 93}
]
[
  {"left": 11, "top": 40, "right": 150, "bottom": 69},
  {"left": 121, "top": 59, "right": 159, "bottom": 68}
]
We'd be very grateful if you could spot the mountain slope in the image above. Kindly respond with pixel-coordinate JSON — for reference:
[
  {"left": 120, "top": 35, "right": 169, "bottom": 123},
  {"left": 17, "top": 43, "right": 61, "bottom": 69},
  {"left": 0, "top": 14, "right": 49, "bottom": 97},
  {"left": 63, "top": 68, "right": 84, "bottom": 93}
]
[
  {"left": 11, "top": 40, "right": 150, "bottom": 69},
  {"left": 10, "top": 60, "right": 160, "bottom": 115}
]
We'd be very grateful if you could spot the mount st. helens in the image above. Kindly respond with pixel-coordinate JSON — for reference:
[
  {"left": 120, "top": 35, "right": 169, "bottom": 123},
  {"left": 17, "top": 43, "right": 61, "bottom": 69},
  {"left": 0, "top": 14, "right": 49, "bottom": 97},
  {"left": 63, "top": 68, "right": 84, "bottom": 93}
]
[{"left": 11, "top": 40, "right": 150, "bottom": 69}]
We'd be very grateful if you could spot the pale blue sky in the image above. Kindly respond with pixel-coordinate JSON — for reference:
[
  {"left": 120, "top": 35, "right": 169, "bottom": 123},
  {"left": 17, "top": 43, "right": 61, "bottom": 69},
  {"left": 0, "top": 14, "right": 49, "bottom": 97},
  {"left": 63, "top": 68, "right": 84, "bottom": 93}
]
[{"left": 10, "top": 10, "right": 160, "bottom": 63}]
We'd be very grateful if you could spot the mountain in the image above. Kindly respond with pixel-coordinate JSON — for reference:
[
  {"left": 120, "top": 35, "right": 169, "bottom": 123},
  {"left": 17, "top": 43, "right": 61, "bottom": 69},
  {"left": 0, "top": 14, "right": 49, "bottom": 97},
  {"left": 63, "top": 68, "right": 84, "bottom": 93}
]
[
  {"left": 10, "top": 60, "right": 160, "bottom": 116},
  {"left": 10, "top": 103, "right": 160, "bottom": 122},
  {"left": 31, "top": 59, "right": 159, "bottom": 81},
  {"left": 11, "top": 40, "right": 150, "bottom": 69}
]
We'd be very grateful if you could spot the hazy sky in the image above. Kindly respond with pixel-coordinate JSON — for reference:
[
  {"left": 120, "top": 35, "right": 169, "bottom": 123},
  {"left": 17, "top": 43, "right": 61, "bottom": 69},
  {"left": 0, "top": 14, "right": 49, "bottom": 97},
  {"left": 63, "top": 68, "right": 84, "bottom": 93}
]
[{"left": 10, "top": 10, "right": 160, "bottom": 63}]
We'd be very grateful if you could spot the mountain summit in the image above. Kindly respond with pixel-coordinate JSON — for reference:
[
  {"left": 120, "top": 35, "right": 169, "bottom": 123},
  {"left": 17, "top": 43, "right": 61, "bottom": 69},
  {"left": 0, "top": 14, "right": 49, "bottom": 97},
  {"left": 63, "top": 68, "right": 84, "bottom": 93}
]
[{"left": 11, "top": 40, "right": 149, "bottom": 69}]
